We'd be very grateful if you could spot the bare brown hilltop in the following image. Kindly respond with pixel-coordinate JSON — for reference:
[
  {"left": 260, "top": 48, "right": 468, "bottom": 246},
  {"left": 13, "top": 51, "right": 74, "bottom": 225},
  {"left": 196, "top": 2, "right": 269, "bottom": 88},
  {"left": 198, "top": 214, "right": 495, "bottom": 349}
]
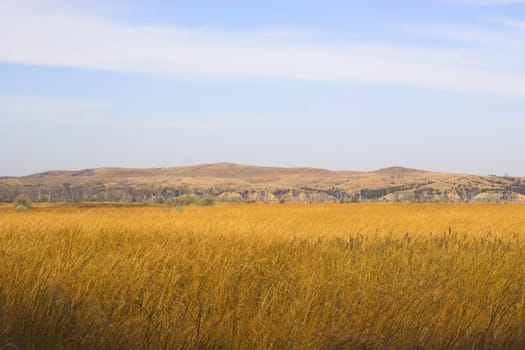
[{"left": 1, "top": 162, "right": 524, "bottom": 203}]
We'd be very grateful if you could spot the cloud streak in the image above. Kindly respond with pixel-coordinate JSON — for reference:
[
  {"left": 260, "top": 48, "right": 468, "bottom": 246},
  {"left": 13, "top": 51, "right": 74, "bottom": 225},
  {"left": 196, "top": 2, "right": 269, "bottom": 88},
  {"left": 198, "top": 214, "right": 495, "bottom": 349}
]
[
  {"left": 0, "top": 95, "right": 240, "bottom": 130},
  {"left": 0, "top": 1, "right": 524, "bottom": 96},
  {"left": 495, "top": 17, "right": 525, "bottom": 30},
  {"left": 456, "top": 0, "right": 525, "bottom": 4}
]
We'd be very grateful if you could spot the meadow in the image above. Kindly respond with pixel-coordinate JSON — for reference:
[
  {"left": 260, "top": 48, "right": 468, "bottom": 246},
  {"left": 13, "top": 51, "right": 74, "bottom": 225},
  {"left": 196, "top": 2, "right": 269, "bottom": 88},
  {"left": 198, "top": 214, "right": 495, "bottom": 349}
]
[{"left": 1, "top": 203, "right": 524, "bottom": 349}]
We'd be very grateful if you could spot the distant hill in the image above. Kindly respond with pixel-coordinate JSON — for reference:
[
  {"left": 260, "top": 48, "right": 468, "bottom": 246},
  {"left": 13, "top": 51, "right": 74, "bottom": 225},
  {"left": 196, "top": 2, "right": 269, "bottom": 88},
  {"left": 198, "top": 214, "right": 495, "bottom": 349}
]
[{"left": 1, "top": 163, "right": 524, "bottom": 203}]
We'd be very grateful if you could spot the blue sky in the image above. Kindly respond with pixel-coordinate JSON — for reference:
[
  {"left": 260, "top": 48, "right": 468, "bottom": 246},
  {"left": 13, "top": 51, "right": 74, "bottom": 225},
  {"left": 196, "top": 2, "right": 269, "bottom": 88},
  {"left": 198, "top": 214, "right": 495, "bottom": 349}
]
[{"left": 1, "top": 0, "right": 524, "bottom": 176}]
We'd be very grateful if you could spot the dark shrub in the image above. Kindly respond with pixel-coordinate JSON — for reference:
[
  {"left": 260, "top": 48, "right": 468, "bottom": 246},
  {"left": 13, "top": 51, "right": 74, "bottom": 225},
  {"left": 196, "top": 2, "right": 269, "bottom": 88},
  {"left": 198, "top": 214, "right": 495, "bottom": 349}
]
[{"left": 13, "top": 195, "right": 32, "bottom": 210}]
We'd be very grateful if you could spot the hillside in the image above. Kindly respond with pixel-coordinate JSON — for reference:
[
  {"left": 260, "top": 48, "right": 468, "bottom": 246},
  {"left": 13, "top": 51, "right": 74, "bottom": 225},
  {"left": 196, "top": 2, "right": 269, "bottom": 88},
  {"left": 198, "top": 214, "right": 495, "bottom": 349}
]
[{"left": 1, "top": 163, "right": 524, "bottom": 203}]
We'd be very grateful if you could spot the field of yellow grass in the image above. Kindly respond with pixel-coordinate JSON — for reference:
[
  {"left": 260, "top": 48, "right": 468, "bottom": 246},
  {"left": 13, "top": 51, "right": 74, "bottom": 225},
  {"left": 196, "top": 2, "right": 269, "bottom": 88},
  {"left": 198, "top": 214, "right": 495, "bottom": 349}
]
[{"left": 1, "top": 203, "right": 525, "bottom": 349}]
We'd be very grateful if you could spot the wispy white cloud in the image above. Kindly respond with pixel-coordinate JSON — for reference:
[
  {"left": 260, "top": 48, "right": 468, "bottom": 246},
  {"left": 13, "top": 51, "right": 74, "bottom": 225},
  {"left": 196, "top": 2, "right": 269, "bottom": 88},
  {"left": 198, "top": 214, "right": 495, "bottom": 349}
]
[
  {"left": 0, "top": 95, "right": 108, "bottom": 122},
  {"left": 0, "top": 95, "right": 239, "bottom": 130},
  {"left": 432, "top": 0, "right": 525, "bottom": 4},
  {"left": 0, "top": 1, "right": 524, "bottom": 96},
  {"left": 462, "top": 0, "right": 525, "bottom": 4},
  {"left": 493, "top": 17, "right": 525, "bottom": 30},
  {"left": 402, "top": 22, "right": 525, "bottom": 48},
  {"left": 399, "top": 18, "right": 525, "bottom": 72}
]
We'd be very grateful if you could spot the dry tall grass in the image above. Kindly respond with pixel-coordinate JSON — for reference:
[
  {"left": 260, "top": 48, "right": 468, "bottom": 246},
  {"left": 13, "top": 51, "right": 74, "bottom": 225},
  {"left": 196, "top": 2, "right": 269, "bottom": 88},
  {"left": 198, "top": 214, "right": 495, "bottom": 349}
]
[{"left": 1, "top": 203, "right": 524, "bottom": 349}]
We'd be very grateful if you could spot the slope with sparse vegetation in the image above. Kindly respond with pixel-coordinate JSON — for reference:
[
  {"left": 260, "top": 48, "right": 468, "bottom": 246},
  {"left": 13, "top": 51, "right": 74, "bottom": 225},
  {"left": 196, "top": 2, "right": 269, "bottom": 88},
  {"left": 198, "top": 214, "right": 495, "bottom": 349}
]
[{"left": 1, "top": 163, "right": 524, "bottom": 203}]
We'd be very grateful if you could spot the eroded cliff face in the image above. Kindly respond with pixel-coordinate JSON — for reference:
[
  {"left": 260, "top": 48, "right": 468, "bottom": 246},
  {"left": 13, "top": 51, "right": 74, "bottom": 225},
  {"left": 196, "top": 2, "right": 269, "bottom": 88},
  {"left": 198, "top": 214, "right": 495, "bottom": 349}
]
[{"left": 1, "top": 163, "right": 524, "bottom": 203}]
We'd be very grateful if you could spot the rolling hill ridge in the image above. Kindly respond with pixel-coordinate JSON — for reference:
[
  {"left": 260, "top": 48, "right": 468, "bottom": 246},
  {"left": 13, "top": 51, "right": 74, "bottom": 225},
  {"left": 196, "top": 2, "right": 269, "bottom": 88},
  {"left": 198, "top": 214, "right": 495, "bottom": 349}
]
[{"left": 1, "top": 163, "right": 524, "bottom": 203}]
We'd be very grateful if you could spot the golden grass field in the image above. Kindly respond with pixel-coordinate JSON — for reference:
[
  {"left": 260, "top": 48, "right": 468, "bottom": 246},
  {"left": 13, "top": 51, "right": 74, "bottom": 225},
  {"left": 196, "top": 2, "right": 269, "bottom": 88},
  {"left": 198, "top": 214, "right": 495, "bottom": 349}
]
[{"left": 1, "top": 203, "right": 525, "bottom": 349}]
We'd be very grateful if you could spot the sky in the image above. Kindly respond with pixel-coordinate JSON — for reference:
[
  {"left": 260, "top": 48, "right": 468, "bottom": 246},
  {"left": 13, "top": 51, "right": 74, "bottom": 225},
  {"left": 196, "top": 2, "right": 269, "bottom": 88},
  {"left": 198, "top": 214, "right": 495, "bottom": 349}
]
[{"left": 0, "top": 0, "right": 524, "bottom": 176}]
